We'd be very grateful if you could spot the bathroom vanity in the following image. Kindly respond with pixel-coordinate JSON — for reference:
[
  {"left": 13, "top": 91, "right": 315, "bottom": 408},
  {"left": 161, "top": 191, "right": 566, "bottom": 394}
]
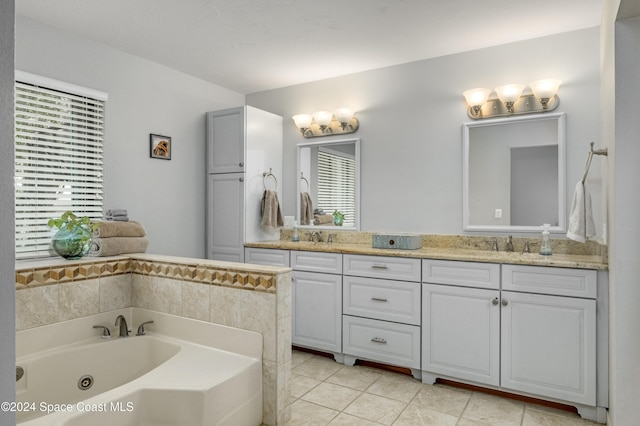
[{"left": 245, "top": 235, "right": 608, "bottom": 423}]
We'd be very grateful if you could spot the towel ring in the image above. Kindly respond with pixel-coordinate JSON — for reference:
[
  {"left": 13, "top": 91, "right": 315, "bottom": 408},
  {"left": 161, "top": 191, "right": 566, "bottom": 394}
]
[
  {"left": 263, "top": 168, "right": 278, "bottom": 191},
  {"left": 300, "top": 172, "right": 310, "bottom": 192}
]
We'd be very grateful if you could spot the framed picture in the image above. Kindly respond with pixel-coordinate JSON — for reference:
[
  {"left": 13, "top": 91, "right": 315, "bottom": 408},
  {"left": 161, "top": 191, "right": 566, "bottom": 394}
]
[{"left": 150, "top": 134, "right": 171, "bottom": 160}]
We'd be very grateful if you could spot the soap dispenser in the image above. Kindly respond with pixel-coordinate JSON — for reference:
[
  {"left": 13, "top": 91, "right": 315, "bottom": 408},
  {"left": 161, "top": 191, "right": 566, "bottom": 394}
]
[
  {"left": 539, "top": 224, "right": 552, "bottom": 256},
  {"left": 291, "top": 221, "right": 299, "bottom": 242}
]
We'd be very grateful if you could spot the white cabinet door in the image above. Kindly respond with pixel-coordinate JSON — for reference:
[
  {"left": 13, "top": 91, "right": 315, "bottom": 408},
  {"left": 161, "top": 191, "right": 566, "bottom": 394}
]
[
  {"left": 501, "top": 291, "right": 596, "bottom": 405},
  {"left": 422, "top": 283, "right": 500, "bottom": 386},
  {"left": 206, "top": 108, "right": 245, "bottom": 174},
  {"left": 292, "top": 271, "right": 342, "bottom": 353},
  {"left": 244, "top": 247, "right": 290, "bottom": 267},
  {"left": 206, "top": 173, "right": 244, "bottom": 262}
]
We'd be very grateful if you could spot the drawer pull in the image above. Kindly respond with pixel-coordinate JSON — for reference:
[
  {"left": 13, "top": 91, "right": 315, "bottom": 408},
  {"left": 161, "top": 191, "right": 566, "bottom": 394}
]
[
  {"left": 370, "top": 337, "right": 387, "bottom": 344},
  {"left": 371, "top": 297, "right": 388, "bottom": 302},
  {"left": 371, "top": 264, "right": 388, "bottom": 270}
]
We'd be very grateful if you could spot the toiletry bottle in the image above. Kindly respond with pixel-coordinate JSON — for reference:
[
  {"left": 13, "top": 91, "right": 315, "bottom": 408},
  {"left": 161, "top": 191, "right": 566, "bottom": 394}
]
[
  {"left": 292, "top": 221, "right": 299, "bottom": 242},
  {"left": 539, "top": 224, "right": 552, "bottom": 256}
]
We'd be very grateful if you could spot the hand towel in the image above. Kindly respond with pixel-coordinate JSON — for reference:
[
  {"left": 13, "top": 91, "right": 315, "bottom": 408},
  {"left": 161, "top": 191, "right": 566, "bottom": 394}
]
[
  {"left": 88, "top": 237, "right": 149, "bottom": 257},
  {"left": 261, "top": 190, "right": 284, "bottom": 230},
  {"left": 92, "top": 220, "right": 147, "bottom": 238},
  {"left": 300, "top": 192, "right": 313, "bottom": 225},
  {"left": 106, "top": 209, "right": 128, "bottom": 217},
  {"left": 567, "top": 180, "right": 596, "bottom": 243},
  {"left": 314, "top": 214, "right": 334, "bottom": 225}
]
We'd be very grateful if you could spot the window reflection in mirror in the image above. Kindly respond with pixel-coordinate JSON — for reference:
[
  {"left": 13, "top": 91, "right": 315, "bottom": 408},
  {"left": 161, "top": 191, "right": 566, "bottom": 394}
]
[
  {"left": 297, "top": 138, "right": 360, "bottom": 230},
  {"left": 463, "top": 113, "right": 566, "bottom": 233}
]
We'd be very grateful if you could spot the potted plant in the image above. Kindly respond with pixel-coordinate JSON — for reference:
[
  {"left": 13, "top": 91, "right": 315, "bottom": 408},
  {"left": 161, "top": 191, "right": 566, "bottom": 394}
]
[
  {"left": 332, "top": 210, "right": 345, "bottom": 226},
  {"left": 47, "top": 211, "right": 98, "bottom": 259}
]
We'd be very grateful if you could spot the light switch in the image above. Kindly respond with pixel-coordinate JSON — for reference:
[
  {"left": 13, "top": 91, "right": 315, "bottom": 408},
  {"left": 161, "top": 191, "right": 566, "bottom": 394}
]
[{"left": 494, "top": 209, "right": 503, "bottom": 219}]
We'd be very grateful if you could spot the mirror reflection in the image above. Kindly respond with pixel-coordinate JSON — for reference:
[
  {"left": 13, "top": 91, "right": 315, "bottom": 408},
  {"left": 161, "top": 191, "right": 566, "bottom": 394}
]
[
  {"left": 297, "top": 138, "right": 360, "bottom": 229},
  {"left": 463, "top": 113, "right": 566, "bottom": 232}
]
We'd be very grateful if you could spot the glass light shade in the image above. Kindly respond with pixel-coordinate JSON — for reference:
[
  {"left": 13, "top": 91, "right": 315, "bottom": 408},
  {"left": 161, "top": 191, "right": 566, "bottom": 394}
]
[
  {"left": 292, "top": 114, "right": 312, "bottom": 129},
  {"left": 495, "top": 84, "right": 525, "bottom": 103},
  {"left": 334, "top": 107, "right": 354, "bottom": 124},
  {"left": 312, "top": 111, "right": 333, "bottom": 127},
  {"left": 463, "top": 88, "right": 491, "bottom": 107},
  {"left": 530, "top": 79, "right": 561, "bottom": 99}
]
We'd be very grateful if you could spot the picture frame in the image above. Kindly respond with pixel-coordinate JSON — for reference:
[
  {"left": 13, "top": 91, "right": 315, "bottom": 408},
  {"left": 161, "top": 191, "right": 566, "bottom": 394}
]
[{"left": 150, "top": 134, "right": 171, "bottom": 160}]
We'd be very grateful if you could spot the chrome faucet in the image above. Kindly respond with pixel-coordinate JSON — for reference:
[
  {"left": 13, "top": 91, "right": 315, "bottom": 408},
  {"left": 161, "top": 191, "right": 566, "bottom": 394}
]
[
  {"left": 115, "top": 315, "right": 129, "bottom": 337},
  {"left": 506, "top": 235, "right": 514, "bottom": 252},
  {"left": 308, "top": 231, "right": 323, "bottom": 243}
]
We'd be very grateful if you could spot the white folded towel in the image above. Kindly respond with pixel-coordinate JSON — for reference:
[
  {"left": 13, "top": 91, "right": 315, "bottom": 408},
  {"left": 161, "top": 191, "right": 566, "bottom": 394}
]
[{"left": 567, "top": 181, "right": 596, "bottom": 243}]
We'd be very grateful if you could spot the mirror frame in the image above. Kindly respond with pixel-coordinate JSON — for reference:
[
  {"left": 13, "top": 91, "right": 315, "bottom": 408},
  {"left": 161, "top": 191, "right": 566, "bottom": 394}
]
[
  {"left": 296, "top": 137, "right": 361, "bottom": 230},
  {"left": 462, "top": 112, "right": 566, "bottom": 233}
]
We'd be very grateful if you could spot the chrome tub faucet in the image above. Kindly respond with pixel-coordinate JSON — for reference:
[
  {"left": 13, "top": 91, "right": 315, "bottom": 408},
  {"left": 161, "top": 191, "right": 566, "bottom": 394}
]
[{"left": 115, "top": 315, "right": 129, "bottom": 337}]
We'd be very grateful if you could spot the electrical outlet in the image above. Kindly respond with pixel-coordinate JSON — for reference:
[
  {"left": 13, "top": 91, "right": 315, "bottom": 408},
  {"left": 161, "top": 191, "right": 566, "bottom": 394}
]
[{"left": 494, "top": 209, "right": 503, "bottom": 219}]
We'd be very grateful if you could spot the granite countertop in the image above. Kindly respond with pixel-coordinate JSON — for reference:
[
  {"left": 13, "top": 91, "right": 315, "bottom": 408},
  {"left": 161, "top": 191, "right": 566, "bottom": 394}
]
[{"left": 245, "top": 240, "right": 608, "bottom": 270}]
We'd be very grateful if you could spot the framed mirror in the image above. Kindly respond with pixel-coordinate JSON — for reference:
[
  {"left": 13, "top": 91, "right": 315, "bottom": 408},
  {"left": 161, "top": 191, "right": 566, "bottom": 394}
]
[
  {"left": 297, "top": 138, "right": 360, "bottom": 230},
  {"left": 463, "top": 112, "right": 566, "bottom": 233}
]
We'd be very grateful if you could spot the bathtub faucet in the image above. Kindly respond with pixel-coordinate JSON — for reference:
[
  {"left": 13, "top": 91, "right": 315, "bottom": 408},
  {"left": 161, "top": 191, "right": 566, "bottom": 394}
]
[{"left": 115, "top": 315, "right": 130, "bottom": 337}]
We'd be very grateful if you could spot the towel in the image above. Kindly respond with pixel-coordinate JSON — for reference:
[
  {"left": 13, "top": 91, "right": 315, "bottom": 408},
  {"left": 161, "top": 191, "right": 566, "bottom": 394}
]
[
  {"left": 106, "top": 208, "right": 129, "bottom": 222},
  {"left": 300, "top": 192, "right": 313, "bottom": 225},
  {"left": 567, "top": 181, "right": 596, "bottom": 243},
  {"left": 260, "top": 190, "right": 284, "bottom": 230},
  {"left": 314, "top": 214, "right": 334, "bottom": 225},
  {"left": 92, "top": 221, "right": 147, "bottom": 238},
  {"left": 88, "top": 237, "right": 149, "bottom": 257}
]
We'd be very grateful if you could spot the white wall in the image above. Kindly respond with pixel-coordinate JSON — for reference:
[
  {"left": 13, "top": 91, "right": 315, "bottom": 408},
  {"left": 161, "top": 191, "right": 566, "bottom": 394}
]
[
  {"left": 16, "top": 16, "right": 245, "bottom": 258},
  {"left": 0, "top": 0, "right": 16, "bottom": 421},
  {"left": 604, "top": 0, "right": 640, "bottom": 423},
  {"left": 247, "top": 28, "right": 602, "bottom": 238}
]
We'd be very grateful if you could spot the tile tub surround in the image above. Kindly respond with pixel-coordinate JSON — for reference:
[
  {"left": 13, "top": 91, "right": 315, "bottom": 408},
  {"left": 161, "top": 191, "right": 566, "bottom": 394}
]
[
  {"left": 249, "top": 231, "right": 608, "bottom": 270},
  {"left": 15, "top": 253, "right": 293, "bottom": 426}
]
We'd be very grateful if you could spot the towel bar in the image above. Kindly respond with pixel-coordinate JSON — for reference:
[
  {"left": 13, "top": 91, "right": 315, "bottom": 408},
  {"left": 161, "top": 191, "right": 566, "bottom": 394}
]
[
  {"left": 581, "top": 142, "right": 608, "bottom": 184},
  {"left": 263, "top": 168, "right": 278, "bottom": 191}
]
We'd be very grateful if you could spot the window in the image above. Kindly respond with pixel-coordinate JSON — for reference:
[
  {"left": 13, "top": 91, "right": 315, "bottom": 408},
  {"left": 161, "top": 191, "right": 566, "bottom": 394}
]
[
  {"left": 15, "top": 74, "right": 106, "bottom": 259},
  {"left": 316, "top": 148, "right": 356, "bottom": 227}
]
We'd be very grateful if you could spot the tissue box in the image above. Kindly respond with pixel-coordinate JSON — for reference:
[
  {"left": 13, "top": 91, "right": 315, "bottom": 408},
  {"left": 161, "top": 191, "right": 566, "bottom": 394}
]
[{"left": 372, "top": 233, "right": 422, "bottom": 250}]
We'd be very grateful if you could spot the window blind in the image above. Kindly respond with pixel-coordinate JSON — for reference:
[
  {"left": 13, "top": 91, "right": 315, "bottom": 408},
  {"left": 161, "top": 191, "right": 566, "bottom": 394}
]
[
  {"left": 317, "top": 149, "right": 356, "bottom": 227},
  {"left": 15, "top": 81, "right": 105, "bottom": 259}
]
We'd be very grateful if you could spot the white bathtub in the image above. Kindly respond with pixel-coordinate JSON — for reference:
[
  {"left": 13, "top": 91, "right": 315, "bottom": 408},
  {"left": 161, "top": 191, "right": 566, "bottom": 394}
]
[{"left": 16, "top": 309, "right": 263, "bottom": 426}]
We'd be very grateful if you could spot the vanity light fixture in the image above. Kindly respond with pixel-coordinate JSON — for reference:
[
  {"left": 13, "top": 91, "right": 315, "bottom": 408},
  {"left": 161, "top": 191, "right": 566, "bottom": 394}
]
[
  {"left": 292, "top": 108, "right": 359, "bottom": 138},
  {"left": 464, "top": 79, "right": 561, "bottom": 119}
]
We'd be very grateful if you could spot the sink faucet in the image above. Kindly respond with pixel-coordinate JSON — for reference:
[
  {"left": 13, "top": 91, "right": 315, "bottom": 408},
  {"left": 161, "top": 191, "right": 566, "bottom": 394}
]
[
  {"left": 115, "top": 315, "right": 129, "bottom": 337},
  {"left": 506, "top": 235, "right": 514, "bottom": 252},
  {"left": 308, "top": 231, "right": 323, "bottom": 243}
]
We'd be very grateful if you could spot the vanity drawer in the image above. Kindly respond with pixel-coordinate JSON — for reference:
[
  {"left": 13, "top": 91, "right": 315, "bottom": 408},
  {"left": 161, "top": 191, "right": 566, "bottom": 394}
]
[
  {"left": 343, "top": 254, "right": 421, "bottom": 282},
  {"left": 343, "top": 315, "right": 420, "bottom": 369},
  {"left": 343, "top": 276, "right": 421, "bottom": 325},
  {"left": 422, "top": 259, "right": 500, "bottom": 290},
  {"left": 244, "top": 248, "right": 290, "bottom": 267},
  {"left": 502, "top": 264, "right": 597, "bottom": 298},
  {"left": 291, "top": 251, "right": 342, "bottom": 274}
]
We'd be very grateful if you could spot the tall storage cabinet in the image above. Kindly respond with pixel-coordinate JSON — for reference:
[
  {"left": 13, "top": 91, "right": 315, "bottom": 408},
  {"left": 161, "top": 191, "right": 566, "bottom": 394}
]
[{"left": 206, "top": 106, "right": 283, "bottom": 262}]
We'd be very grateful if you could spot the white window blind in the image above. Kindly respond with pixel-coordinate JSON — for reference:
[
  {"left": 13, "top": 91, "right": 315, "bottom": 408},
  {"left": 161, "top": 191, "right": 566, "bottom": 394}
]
[
  {"left": 317, "top": 149, "right": 356, "bottom": 227},
  {"left": 15, "top": 80, "right": 105, "bottom": 259}
]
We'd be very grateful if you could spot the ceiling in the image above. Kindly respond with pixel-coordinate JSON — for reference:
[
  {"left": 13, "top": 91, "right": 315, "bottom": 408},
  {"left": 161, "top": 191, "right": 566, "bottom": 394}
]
[{"left": 16, "top": 0, "right": 604, "bottom": 94}]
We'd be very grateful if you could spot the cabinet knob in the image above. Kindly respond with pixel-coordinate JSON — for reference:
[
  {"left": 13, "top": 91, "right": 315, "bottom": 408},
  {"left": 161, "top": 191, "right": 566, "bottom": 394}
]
[
  {"left": 492, "top": 297, "right": 499, "bottom": 305},
  {"left": 239, "top": 177, "right": 244, "bottom": 182},
  {"left": 501, "top": 298, "right": 509, "bottom": 306},
  {"left": 371, "top": 337, "right": 387, "bottom": 344},
  {"left": 239, "top": 162, "right": 244, "bottom": 167}
]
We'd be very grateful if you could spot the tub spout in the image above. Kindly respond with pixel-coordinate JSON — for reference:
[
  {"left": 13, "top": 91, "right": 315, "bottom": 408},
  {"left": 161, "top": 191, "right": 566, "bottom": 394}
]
[{"left": 115, "top": 315, "right": 129, "bottom": 337}]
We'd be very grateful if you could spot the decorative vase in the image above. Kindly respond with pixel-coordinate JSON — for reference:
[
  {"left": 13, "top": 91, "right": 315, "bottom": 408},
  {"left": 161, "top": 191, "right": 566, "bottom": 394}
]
[
  {"left": 333, "top": 215, "right": 344, "bottom": 226},
  {"left": 52, "top": 226, "right": 92, "bottom": 259}
]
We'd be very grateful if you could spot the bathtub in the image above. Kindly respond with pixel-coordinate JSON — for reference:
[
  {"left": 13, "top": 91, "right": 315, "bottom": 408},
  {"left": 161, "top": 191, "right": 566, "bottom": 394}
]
[{"left": 16, "top": 308, "right": 263, "bottom": 426}]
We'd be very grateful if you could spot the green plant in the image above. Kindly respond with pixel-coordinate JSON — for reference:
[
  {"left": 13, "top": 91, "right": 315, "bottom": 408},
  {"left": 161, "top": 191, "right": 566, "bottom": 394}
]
[
  {"left": 47, "top": 211, "right": 98, "bottom": 233},
  {"left": 332, "top": 210, "right": 345, "bottom": 225}
]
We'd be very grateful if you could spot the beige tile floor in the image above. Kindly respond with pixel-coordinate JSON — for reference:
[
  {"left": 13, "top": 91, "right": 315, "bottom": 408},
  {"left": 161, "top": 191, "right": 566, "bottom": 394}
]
[{"left": 286, "top": 350, "right": 603, "bottom": 426}]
